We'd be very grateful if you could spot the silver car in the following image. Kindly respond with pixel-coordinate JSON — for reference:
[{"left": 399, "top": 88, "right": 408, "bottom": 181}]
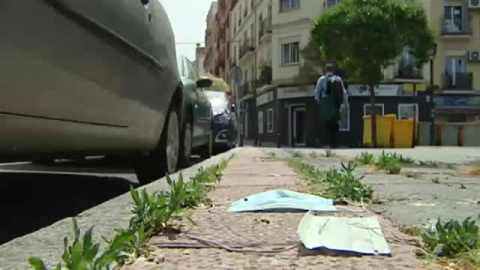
[{"left": 0, "top": 0, "right": 207, "bottom": 183}]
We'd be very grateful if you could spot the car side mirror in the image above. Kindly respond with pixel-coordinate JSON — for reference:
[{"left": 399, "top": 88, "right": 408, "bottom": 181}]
[{"left": 196, "top": 78, "right": 213, "bottom": 88}]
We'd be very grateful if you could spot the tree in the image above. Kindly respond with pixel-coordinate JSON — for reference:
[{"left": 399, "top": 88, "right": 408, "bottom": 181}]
[
  {"left": 310, "top": 0, "right": 435, "bottom": 146},
  {"left": 206, "top": 73, "right": 230, "bottom": 92}
]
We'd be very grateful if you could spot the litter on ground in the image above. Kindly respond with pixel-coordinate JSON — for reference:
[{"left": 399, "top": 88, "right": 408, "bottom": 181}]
[
  {"left": 228, "top": 190, "right": 337, "bottom": 212},
  {"left": 298, "top": 212, "right": 391, "bottom": 255}
]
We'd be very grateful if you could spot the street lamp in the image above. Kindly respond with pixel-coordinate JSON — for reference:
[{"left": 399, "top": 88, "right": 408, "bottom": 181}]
[{"left": 429, "top": 43, "right": 437, "bottom": 146}]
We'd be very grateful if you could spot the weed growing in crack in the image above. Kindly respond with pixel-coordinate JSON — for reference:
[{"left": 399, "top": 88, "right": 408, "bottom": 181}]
[
  {"left": 422, "top": 217, "right": 479, "bottom": 262},
  {"left": 291, "top": 151, "right": 305, "bottom": 158},
  {"left": 324, "top": 150, "right": 336, "bottom": 158},
  {"left": 324, "top": 162, "right": 373, "bottom": 202},
  {"left": 354, "top": 152, "right": 375, "bottom": 165},
  {"left": 29, "top": 157, "right": 233, "bottom": 270},
  {"left": 29, "top": 219, "right": 135, "bottom": 270}
]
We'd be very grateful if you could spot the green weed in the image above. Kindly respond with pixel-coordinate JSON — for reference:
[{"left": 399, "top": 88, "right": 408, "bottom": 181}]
[
  {"left": 422, "top": 218, "right": 479, "bottom": 258},
  {"left": 309, "top": 151, "right": 318, "bottom": 159},
  {"left": 29, "top": 157, "right": 233, "bottom": 270},
  {"left": 354, "top": 152, "right": 375, "bottom": 165},
  {"left": 324, "top": 162, "right": 374, "bottom": 202},
  {"left": 265, "top": 152, "right": 276, "bottom": 158},
  {"left": 29, "top": 219, "right": 134, "bottom": 270},
  {"left": 324, "top": 150, "right": 336, "bottom": 158},
  {"left": 291, "top": 151, "right": 305, "bottom": 158}
]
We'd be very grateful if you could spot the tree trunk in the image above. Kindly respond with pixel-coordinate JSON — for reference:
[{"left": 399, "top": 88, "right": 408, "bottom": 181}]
[{"left": 369, "top": 84, "right": 378, "bottom": 147}]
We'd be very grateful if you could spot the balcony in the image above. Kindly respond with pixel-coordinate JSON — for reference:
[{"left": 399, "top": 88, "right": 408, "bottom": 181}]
[
  {"left": 441, "top": 16, "right": 472, "bottom": 38},
  {"left": 395, "top": 65, "right": 423, "bottom": 80},
  {"left": 239, "top": 39, "right": 255, "bottom": 61},
  {"left": 443, "top": 72, "right": 473, "bottom": 92},
  {"left": 258, "top": 18, "right": 272, "bottom": 43},
  {"left": 258, "top": 66, "right": 273, "bottom": 86}
]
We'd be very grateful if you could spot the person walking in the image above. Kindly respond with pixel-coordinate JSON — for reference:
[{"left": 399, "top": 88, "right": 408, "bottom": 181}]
[{"left": 314, "top": 64, "right": 349, "bottom": 149}]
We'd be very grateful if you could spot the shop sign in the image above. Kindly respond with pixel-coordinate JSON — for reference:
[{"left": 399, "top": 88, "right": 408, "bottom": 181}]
[
  {"left": 435, "top": 96, "right": 480, "bottom": 107},
  {"left": 256, "top": 91, "right": 274, "bottom": 106},
  {"left": 277, "top": 86, "right": 315, "bottom": 100},
  {"left": 347, "top": 84, "right": 403, "bottom": 96}
]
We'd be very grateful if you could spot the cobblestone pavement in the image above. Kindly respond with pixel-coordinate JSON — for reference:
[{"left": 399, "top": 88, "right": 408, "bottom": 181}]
[{"left": 127, "top": 147, "right": 420, "bottom": 270}]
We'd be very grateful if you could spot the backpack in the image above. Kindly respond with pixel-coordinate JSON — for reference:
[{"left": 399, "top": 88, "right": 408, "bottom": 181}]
[{"left": 325, "top": 76, "right": 344, "bottom": 108}]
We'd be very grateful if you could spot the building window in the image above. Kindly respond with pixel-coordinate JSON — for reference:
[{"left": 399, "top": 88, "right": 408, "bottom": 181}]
[
  {"left": 327, "top": 0, "right": 340, "bottom": 8},
  {"left": 398, "top": 104, "right": 418, "bottom": 120},
  {"left": 280, "top": 0, "right": 300, "bottom": 12},
  {"left": 258, "top": 111, "right": 264, "bottom": 134},
  {"left": 267, "top": 109, "right": 274, "bottom": 133},
  {"left": 364, "top": 104, "right": 385, "bottom": 116},
  {"left": 338, "top": 104, "right": 350, "bottom": 131},
  {"left": 444, "top": 6, "right": 463, "bottom": 33},
  {"left": 281, "top": 41, "right": 300, "bottom": 65}
]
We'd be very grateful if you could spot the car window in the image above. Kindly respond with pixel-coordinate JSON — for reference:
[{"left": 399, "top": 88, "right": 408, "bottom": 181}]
[
  {"left": 206, "top": 91, "right": 229, "bottom": 115},
  {"left": 177, "top": 55, "right": 199, "bottom": 81},
  {"left": 185, "top": 57, "right": 199, "bottom": 81}
]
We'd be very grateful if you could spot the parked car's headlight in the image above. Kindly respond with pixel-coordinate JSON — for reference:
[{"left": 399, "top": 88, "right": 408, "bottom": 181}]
[{"left": 215, "top": 113, "right": 230, "bottom": 124}]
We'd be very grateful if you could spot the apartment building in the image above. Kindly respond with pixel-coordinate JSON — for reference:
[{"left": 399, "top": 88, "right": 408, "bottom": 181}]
[
  {"left": 204, "top": 2, "right": 219, "bottom": 76},
  {"left": 381, "top": 0, "right": 480, "bottom": 123},
  {"left": 207, "top": 0, "right": 480, "bottom": 146},
  {"left": 229, "top": 0, "right": 273, "bottom": 97}
]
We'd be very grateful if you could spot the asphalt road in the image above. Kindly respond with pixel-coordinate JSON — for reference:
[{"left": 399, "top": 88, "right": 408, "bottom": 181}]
[{"left": 0, "top": 159, "right": 138, "bottom": 245}]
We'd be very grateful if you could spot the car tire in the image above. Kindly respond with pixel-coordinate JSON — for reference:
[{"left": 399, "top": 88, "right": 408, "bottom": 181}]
[
  {"left": 179, "top": 116, "right": 193, "bottom": 168},
  {"left": 198, "top": 130, "right": 213, "bottom": 159},
  {"left": 135, "top": 103, "right": 180, "bottom": 184}
]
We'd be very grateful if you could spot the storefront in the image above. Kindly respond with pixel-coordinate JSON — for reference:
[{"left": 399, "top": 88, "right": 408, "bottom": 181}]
[{"left": 253, "top": 83, "right": 432, "bottom": 148}]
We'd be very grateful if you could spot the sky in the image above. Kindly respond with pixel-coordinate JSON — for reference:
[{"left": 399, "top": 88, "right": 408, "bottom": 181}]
[{"left": 161, "top": 0, "right": 214, "bottom": 61}]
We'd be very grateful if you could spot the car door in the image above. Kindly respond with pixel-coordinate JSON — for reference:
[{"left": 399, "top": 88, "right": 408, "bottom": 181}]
[
  {"left": 183, "top": 58, "right": 212, "bottom": 146},
  {"left": 0, "top": 0, "right": 153, "bottom": 127}
]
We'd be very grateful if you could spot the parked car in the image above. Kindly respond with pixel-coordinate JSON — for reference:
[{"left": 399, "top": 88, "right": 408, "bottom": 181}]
[
  {"left": 205, "top": 91, "right": 237, "bottom": 152},
  {"left": 177, "top": 56, "right": 214, "bottom": 166},
  {"left": 0, "top": 0, "right": 210, "bottom": 183}
]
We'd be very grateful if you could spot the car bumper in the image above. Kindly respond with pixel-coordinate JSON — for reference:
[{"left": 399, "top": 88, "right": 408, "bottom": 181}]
[{"left": 213, "top": 123, "right": 235, "bottom": 146}]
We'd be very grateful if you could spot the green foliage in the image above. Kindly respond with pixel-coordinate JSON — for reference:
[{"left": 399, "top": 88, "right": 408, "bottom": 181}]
[
  {"left": 324, "top": 162, "right": 374, "bottom": 202},
  {"left": 311, "top": 0, "right": 435, "bottom": 146},
  {"left": 309, "top": 152, "right": 318, "bottom": 159},
  {"left": 29, "top": 220, "right": 134, "bottom": 270},
  {"left": 291, "top": 151, "right": 305, "bottom": 158},
  {"left": 28, "top": 158, "right": 233, "bottom": 269},
  {"left": 422, "top": 218, "right": 479, "bottom": 258},
  {"left": 288, "top": 159, "right": 325, "bottom": 183},
  {"left": 324, "top": 150, "right": 336, "bottom": 158},
  {"left": 384, "top": 160, "right": 402, "bottom": 175},
  {"left": 311, "top": 0, "right": 435, "bottom": 85},
  {"left": 266, "top": 152, "right": 277, "bottom": 158},
  {"left": 289, "top": 160, "right": 373, "bottom": 202},
  {"left": 418, "top": 160, "right": 440, "bottom": 168},
  {"left": 431, "top": 177, "right": 440, "bottom": 184},
  {"left": 354, "top": 152, "right": 375, "bottom": 165},
  {"left": 206, "top": 74, "right": 229, "bottom": 92},
  {"left": 375, "top": 151, "right": 406, "bottom": 174}
]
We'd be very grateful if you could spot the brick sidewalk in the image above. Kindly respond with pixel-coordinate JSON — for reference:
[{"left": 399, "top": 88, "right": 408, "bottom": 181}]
[{"left": 127, "top": 147, "right": 421, "bottom": 270}]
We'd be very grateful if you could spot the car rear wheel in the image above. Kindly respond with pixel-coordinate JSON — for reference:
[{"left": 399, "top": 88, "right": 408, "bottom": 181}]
[
  {"left": 179, "top": 118, "right": 192, "bottom": 168},
  {"left": 135, "top": 104, "right": 180, "bottom": 184},
  {"left": 198, "top": 131, "right": 213, "bottom": 159}
]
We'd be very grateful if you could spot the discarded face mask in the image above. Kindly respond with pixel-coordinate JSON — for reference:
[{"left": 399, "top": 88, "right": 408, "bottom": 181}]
[
  {"left": 228, "top": 190, "right": 336, "bottom": 213},
  {"left": 298, "top": 212, "right": 391, "bottom": 255}
]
